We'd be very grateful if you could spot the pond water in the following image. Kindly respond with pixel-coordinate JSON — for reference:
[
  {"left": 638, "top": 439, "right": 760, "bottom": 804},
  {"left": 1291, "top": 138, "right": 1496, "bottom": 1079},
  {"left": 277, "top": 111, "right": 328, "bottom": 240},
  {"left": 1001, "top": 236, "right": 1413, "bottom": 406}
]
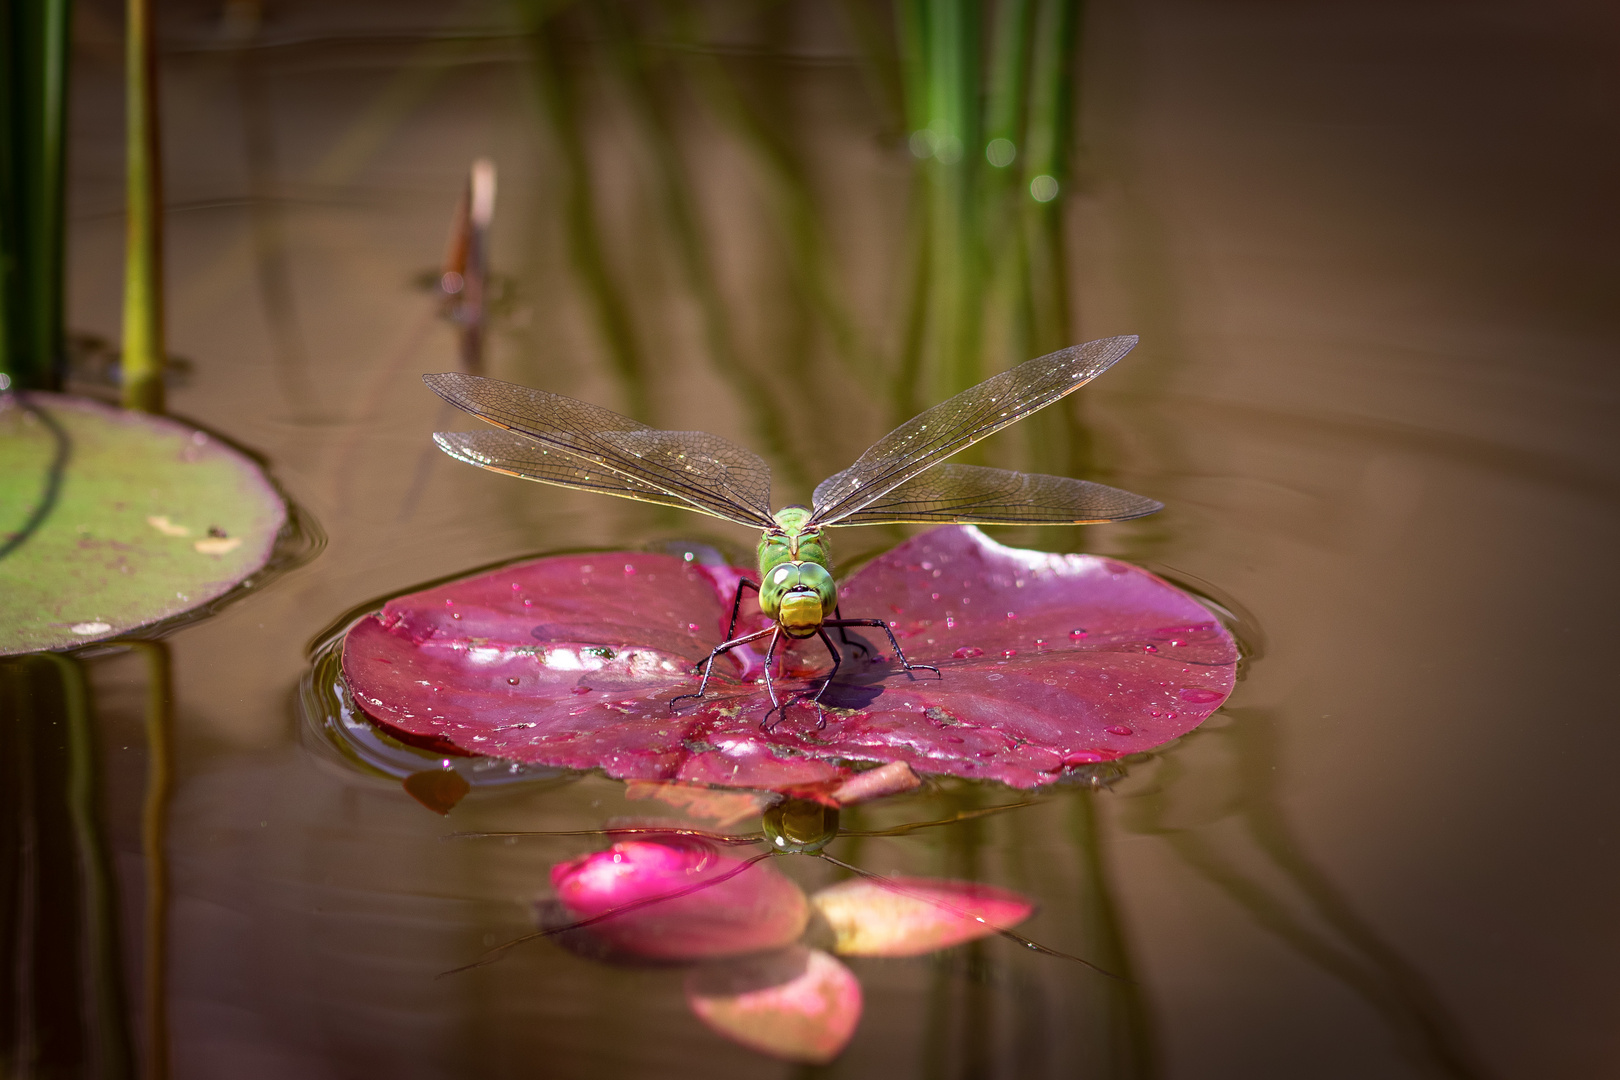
[{"left": 17, "top": 0, "right": 1619, "bottom": 1076}]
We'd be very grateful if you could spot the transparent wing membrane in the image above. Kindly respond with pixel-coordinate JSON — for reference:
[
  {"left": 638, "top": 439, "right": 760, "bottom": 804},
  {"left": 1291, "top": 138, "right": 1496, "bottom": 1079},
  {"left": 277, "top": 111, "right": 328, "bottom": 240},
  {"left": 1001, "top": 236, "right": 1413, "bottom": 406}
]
[
  {"left": 424, "top": 373, "right": 776, "bottom": 527},
  {"left": 825, "top": 463, "right": 1163, "bottom": 526},
  {"left": 809, "top": 336, "right": 1139, "bottom": 526},
  {"left": 433, "top": 430, "right": 703, "bottom": 514}
]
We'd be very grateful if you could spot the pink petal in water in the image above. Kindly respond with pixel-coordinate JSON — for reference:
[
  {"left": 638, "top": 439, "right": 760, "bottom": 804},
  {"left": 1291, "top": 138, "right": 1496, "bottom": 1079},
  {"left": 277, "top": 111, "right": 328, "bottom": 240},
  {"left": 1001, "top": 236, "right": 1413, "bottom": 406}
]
[
  {"left": 684, "top": 946, "right": 862, "bottom": 1063},
  {"left": 549, "top": 837, "right": 807, "bottom": 960},
  {"left": 810, "top": 876, "right": 1035, "bottom": 957}
]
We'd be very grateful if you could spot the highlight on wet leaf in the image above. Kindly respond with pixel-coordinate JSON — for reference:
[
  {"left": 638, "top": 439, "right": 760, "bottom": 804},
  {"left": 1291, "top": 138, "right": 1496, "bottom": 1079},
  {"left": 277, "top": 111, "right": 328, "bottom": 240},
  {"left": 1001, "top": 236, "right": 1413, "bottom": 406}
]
[
  {"left": 549, "top": 836, "right": 807, "bottom": 961},
  {"left": 341, "top": 524, "right": 1237, "bottom": 789},
  {"left": 683, "top": 946, "right": 861, "bottom": 1065},
  {"left": 810, "top": 876, "right": 1035, "bottom": 957}
]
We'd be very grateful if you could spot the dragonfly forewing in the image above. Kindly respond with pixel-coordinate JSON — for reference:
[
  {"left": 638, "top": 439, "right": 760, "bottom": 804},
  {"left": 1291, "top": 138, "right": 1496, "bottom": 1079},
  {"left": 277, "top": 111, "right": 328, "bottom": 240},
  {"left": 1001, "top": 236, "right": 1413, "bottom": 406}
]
[
  {"left": 424, "top": 373, "right": 776, "bottom": 527},
  {"left": 807, "top": 335, "right": 1139, "bottom": 525},
  {"left": 433, "top": 430, "right": 707, "bottom": 514}
]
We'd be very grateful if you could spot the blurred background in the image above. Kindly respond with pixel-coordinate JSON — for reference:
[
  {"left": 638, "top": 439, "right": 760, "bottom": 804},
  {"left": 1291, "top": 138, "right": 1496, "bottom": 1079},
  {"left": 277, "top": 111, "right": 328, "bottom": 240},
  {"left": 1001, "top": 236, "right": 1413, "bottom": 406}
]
[{"left": 8, "top": 0, "right": 1620, "bottom": 1076}]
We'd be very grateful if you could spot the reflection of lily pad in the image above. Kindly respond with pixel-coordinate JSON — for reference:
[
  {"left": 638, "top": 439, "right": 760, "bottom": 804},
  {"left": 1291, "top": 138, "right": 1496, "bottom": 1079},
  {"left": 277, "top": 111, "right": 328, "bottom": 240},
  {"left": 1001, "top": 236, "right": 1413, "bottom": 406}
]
[
  {"left": 343, "top": 525, "right": 1237, "bottom": 790},
  {"left": 0, "top": 393, "right": 287, "bottom": 654}
]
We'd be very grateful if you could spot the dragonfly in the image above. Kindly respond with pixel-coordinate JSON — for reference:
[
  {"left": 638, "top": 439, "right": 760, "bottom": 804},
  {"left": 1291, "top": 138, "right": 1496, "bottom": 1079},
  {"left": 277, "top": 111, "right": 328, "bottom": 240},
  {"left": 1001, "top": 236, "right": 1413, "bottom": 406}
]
[{"left": 424, "top": 335, "right": 1161, "bottom": 727}]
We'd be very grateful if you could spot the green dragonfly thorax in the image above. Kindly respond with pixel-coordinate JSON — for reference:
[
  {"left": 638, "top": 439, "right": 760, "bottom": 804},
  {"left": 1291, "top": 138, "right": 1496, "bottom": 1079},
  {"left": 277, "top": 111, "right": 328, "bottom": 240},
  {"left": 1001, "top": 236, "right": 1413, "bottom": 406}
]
[{"left": 758, "top": 506, "right": 837, "bottom": 638}]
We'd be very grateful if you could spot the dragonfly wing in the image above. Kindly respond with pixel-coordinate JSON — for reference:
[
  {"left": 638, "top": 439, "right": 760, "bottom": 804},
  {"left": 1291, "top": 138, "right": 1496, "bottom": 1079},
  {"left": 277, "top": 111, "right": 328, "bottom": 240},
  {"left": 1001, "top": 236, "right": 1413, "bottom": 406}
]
[
  {"left": 826, "top": 463, "right": 1162, "bottom": 526},
  {"left": 808, "top": 336, "right": 1138, "bottom": 525},
  {"left": 424, "top": 373, "right": 776, "bottom": 527},
  {"left": 433, "top": 430, "right": 707, "bottom": 515}
]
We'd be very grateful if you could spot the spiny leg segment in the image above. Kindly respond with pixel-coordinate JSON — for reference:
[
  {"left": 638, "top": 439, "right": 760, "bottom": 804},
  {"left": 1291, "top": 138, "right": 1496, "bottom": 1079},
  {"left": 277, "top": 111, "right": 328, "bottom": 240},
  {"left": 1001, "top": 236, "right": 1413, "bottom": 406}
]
[{"left": 823, "top": 618, "right": 940, "bottom": 680}]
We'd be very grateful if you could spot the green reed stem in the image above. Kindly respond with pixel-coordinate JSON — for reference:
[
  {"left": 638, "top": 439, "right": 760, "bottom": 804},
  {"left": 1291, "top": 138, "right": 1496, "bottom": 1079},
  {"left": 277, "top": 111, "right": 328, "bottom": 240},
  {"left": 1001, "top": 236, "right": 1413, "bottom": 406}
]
[
  {"left": 121, "top": 0, "right": 165, "bottom": 413},
  {"left": 674, "top": 5, "right": 874, "bottom": 401},
  {"left": 519, "top": 3, "right": 652, "bottom": 421},
  {"left": 604, "top": 3, "right": 813, "bottom": 492},
  {"left": 980, "top": 0, "right": 1035, "bottom": 384},
  {"left": 0, "top": 0, "right": 71, "bottom": 391},
  {"left": 1022, "top": 0, "right": 1079, "bottom": 353}
]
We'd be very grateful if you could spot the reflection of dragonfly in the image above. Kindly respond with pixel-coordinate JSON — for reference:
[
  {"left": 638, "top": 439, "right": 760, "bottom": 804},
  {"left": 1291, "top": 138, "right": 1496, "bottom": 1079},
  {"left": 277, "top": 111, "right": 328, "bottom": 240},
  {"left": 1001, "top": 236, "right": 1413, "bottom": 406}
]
[
  {"left": 425, "top": 335, "right": 1160, "bottom": 726},
  {"left": 448, "top": 796, "right": 1117, "bottom": 978}
]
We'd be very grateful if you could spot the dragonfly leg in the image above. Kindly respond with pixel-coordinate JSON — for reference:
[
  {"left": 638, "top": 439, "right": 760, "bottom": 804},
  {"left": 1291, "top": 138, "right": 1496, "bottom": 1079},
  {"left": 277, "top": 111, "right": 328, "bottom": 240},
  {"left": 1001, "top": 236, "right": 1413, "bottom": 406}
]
[
  {"left": 800, "top": 629, "right": 847, "bottom": 729},
  {"left": 833, "top": 605, "right": 872, "bottom": 658},
  {"left": 824, "top": 619, "right": 940, "bottom": 679},
  {"left": 723, "top": 579, "right": 760, "bottom": 641},
  {"left": 759, "top": 628, "right": 790, "bottom": 732},
  {"left": 669, "top": 626, "right": 775, "bottom": 713}
]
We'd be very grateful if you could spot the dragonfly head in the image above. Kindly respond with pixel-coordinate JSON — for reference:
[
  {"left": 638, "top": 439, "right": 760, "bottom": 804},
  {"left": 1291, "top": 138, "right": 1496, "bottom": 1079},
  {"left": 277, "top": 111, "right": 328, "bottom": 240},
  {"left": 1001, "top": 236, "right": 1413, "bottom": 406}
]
[{"left": 759, "top": 560, "right": 836, "bottom": 638}]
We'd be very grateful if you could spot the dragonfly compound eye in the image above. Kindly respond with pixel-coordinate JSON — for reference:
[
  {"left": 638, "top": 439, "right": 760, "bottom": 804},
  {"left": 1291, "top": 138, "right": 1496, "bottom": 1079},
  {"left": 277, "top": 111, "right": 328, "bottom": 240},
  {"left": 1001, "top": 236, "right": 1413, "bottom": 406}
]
[{"left": 762, "top": 799, "right": 841, "bottom": 853}]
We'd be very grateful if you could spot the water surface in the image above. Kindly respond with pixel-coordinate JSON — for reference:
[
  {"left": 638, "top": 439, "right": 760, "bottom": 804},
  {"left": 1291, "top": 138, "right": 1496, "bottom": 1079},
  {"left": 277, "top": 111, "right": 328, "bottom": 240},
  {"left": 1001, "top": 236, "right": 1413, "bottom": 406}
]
[{"left": 44, "top": 0, "right": 1620, "bottom": 1076}]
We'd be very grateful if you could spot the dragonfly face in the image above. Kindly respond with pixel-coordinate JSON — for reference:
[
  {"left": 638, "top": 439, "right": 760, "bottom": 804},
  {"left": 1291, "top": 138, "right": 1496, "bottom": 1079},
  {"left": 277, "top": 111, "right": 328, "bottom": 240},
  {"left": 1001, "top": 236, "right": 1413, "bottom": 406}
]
[{"left": 759, "top": 561, "right": 837, "bottom": 638}]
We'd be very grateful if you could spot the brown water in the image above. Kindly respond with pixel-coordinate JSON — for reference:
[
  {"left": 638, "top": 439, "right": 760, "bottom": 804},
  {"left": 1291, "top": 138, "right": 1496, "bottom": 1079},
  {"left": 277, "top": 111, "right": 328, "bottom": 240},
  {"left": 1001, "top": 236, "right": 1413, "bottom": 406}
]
[{"left": 33, "top": 0, "right": 1620, "bottom": 1076}]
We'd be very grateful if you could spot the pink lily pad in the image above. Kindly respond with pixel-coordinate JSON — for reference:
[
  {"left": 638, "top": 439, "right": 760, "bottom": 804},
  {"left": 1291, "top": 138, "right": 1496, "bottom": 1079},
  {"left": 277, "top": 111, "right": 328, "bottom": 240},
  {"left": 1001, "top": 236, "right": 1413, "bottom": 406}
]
[
  {"left": 341, "top": 525, "right": 1236, "bottom": 789},
  {"left": 684, "top": 946, "right": 862, "bottom": 1063},
  {"left": 549, "top": 836, "right": 807, "bottom": 960},
  {"left": 810, "top": 876, "right": 1035, "bottom": 957}
]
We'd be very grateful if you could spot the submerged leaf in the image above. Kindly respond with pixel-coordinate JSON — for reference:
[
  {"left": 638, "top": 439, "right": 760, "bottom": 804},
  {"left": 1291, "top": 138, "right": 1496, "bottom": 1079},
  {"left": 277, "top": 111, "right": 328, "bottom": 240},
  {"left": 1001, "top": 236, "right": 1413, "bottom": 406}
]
[
  {"left": 549, "top": 837, "right": 807, "bottom": 960},
  {"left": 683, "top": 946, "right": 861, "bottom": 1063},
  {"left": 811, "top": 876, "right": 1035, "bottom": 956},
  {"left": 401, "top": 767, "right": 470, "bottom": 814},
  {"left": 0, "top": 394, "right": 286, "bottom": 654},
  {"left": 829, "top": 762, "right": 922, "bottom": 805},
  {"left": 624, "top": 780, "right": 771, "bottom": 828},
  {"left": 342, "top": 525, "right": 1237, "bottom": 789}
]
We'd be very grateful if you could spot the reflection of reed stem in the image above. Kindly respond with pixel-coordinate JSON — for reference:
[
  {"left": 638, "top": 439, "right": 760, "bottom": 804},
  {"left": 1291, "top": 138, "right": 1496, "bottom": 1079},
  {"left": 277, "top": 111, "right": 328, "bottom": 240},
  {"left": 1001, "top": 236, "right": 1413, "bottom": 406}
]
[
  {"left": 1128, "top": 715, "right": 1494, "bottom": 1080},
  {"left": 122, "top": 0, "right": 166, "bottom": 414},
  {"left": 0, "top": 656, "right": 138, "bottom": 1075},
  {"left": 1069, "top": 787, "right": 1159, "bottom": 1078},
  {"left": 49, "top": 654, "right": 134, "bottom": 1079},
  {"left": 129, "top": 642, "right": 173, "bottom": 1080},
  {"left": 918, "top": 788, "right": 992, "bottom": 1077}
]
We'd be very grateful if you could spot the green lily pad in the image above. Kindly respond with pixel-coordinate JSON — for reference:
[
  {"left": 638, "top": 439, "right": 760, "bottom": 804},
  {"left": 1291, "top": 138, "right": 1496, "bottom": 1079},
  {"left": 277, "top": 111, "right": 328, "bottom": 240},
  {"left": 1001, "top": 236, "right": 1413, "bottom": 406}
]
[{"left": 0, "top": 392, "right": 287, "bottom": 655}]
